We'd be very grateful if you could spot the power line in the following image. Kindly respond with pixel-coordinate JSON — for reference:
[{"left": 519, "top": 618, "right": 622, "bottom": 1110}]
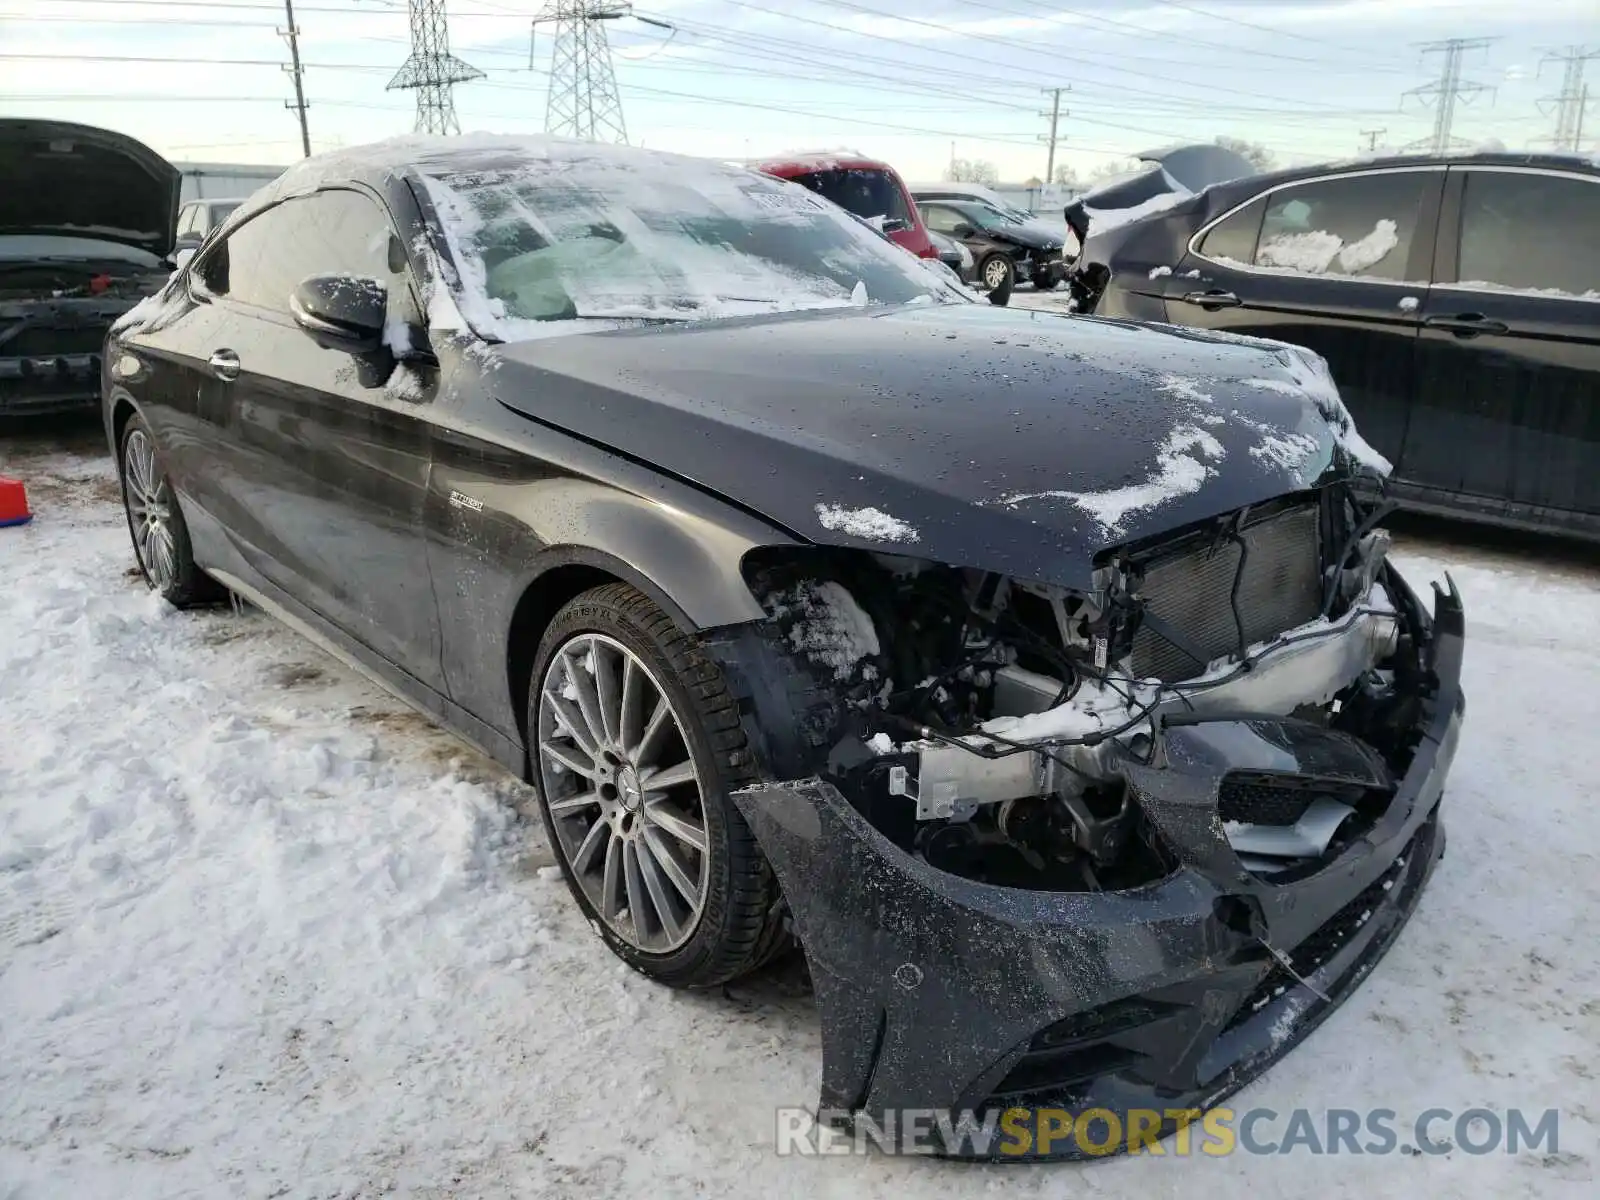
[
  {"left": 731, "top": 0, "right": 1382, "bottom": 115},
  {"left": 1537, "top": 45, "right": 1599, "bottom": 152},
  {"left": 1403, "top": 38, "right": 1497, "bottom": 154},
  {"left": 938, "top": 0, "right": 1419, "bottom": 75},
  {"left": 387, "top": 0, "right": 484, "bottom": 134}
]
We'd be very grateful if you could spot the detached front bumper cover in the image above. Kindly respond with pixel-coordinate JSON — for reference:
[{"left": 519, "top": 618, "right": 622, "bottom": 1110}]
[{"left": 733, "top": 575, "right": 1464, "bottom": 1160}]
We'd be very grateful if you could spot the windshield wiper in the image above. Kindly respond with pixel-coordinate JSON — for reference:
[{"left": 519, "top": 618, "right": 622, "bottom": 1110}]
[{"left": 571, "top": 310, "right": 697, "bottom": 324}]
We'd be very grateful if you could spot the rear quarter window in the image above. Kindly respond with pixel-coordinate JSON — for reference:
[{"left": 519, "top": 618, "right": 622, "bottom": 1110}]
[{"left": 1196, "top": 197, "right": 1265, "bottom": 264}]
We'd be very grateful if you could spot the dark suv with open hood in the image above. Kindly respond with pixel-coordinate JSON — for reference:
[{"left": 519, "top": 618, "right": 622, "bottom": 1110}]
[{"left": 1, "top": 119, "right": 179, "bottom": 416}]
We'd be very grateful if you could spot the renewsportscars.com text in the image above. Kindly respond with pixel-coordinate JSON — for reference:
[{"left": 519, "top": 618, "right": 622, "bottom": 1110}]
[{"left": 776, "top": 1105, "right": 1561, "bottom": 1158}]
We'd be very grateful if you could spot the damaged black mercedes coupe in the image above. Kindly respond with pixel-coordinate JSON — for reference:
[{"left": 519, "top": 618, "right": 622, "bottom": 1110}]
[{"left": 103, "top": 137, "right": 1464, "bottom": 1159}]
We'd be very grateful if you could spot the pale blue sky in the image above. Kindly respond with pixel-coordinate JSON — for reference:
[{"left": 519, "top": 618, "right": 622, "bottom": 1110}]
[{"left": 2, "top": 0, "right": 1594, "bottom": 179}]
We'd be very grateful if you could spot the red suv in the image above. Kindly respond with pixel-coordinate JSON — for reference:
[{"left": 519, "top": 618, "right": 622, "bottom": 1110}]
[{"left": 754, "top": 153, "right": 939, "bottom": 261}]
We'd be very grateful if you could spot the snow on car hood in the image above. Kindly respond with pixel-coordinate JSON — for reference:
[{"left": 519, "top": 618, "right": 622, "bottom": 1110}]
[
  {"left": 0, "top": 119, "right": 180, "bottom": 257},
  {"left": 488, "top": 303, "right": 1376, "bottom": 587}
]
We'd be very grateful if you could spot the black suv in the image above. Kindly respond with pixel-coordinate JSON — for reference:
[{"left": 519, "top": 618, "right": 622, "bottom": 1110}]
[
  {"left": 1, "top": 119, "right": 179, "bottom": 416},
  {"left": 1069, "top": 152, "right": 1600, "bottom": 542}
]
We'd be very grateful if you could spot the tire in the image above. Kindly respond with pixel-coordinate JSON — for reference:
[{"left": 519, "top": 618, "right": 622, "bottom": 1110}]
[
  {"left": 529, "top": 582, "right": 787, "bottom": 988},
  {"left": 980, "top": 253, "right": 1015, "bottom": 294},
  {"left": 118, "top": 414, "right": 222, "bottom": 608}
]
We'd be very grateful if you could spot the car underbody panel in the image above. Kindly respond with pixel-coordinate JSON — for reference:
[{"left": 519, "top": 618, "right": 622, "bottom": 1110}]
[{"left": 711, "top": 482, "right": 1464, "bottom": 1158}]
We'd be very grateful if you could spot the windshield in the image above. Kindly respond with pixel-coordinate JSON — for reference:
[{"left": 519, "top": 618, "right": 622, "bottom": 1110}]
[
  {"left": 959, "top": 204, "right": 1019, "bottom": 232},
  {"left": 419, "top": 154, "right": 961, "bottom": 339},
  {"left": 787, "top": 167, "right": 912, "bottom": 227},
  {"left": 0, "top": 234, "right": 163, "bottom": 267}
]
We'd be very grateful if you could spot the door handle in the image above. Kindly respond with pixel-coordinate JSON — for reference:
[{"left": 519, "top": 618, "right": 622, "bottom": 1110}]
[
  {"left": 1423, "top": 314, "right": 1508, "bottom": 338},
  {"left": 208, "top": 349, "right": 241, "bottom": 382},
  {"left": 1180, "top": 290, "right": 1241, "bottom": 310}
]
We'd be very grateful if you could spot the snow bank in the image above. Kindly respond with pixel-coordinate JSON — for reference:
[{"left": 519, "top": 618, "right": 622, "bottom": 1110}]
[
  {"left": 814, "top": 502, "right": 920, "bottom": 544},
  {"left": 4, "top": 443, "right": 1600, "bottom": 1195}
]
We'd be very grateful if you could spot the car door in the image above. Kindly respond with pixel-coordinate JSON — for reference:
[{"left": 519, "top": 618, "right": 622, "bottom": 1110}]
[
  {"left": 921, "top": 203, "right": 990, "bottom": 264},
  {"left": 1404, "top": 165, "right": 1600, "bottom": 528},
  {"left": 194, "top": 188, "right": 446, "bottom": 691},
  {"left": 1170, "top": 167, "right": 1445, "bottom": 470}
]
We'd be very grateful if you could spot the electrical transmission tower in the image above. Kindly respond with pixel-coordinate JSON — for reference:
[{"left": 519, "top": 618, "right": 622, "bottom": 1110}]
[
  {"left": 532, "top": 2, "right": 636, "bottom": 144},
  {"left": 1359, "top": 128, "right": 1386, "bottom": 153},
  {"left": 387, "top": 0, "right": 484, "bottom": 136},
  {"left": 1537, "top": 45, "right": 1599, "bottom": 151},
  {"left": 1403, "top": 38, "right": 1496, "bottom": 154}
]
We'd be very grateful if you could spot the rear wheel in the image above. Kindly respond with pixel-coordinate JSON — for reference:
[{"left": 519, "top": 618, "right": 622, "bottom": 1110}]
[
  {"left": 118, "top": 415, "right": 221, "bottom": 608},
  {"left": 530, "top": 583, "right": 786, "bottom": 987}
]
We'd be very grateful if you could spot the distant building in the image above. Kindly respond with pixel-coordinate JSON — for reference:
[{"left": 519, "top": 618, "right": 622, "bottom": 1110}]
[{"left": 172, "top": 161, "right": 287, "bottom": 203}]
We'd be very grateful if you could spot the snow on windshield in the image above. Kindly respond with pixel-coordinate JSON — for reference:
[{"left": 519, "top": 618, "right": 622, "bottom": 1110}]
[
  {"left": 414, "top": 146, "right": 960, "bottom": 341},
  {"left": 1257, "top": 218, "right": 1400, "bottom": 275}
]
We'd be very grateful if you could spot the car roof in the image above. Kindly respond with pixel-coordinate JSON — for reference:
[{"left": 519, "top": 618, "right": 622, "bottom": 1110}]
[
  {"left": 1242, "top": 149, "right": 1599, "bottom": 191},
  {"left": 753, "top": 153, "right": 897, "bottom": 177}
]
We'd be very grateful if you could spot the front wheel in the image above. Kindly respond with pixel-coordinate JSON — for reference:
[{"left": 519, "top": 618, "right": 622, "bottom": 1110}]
[
  {"left": 118, "top": 414, "right": 221, "bottom": 607},
  {"left": 530, "top": 582, "right": 786, "bottom": 987}
]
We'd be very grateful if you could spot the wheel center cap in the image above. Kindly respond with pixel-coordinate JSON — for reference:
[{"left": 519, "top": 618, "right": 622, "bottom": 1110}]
[{"left": 617, "top": 766, "right": 643, "bottom": 812}]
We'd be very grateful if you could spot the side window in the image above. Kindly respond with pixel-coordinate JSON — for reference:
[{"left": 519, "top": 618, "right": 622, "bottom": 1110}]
[
  {"left": 1252, "top": 172, "right": 1431, "bottom": 281},
  {"left": 177, "top": 204, "right": 202, "bottom": 238},
  {"left": 1196, "top": 197, "right": 1264, "bottom": 264},
  {"left": 1456, "top": 171, "right": 1599, "bottom": 298},
  {"left": 203, "top": 190, "right": 418, "bottom": 320},
  {"left": 922, "top": 205, "right": 963, "bottom": 235}
]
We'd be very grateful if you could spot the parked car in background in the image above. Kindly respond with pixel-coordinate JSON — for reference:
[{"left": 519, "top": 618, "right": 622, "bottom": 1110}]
[
  {"left": 1066, "top": 150, "right": 1600, "bottom": 542},
  {"left": 0, "top": 118, "right": 178, "bottom": 416},
  {"left": 105, "top": 136, "right": 1463, "bottom": 1155},
  {"left": 918, "top": 197, "right": 1068, "bottom": 292},
  {"left": 926, "top": 227, "right": 974, "bottom": 282},
  {"left": 910, "top": 181, "right": 1033, "bottom": 221},
  {"left": 754, "top": 152, "right": 939, "bottom": 262},
  {"left": 172, "top": 197, "right": 246, "bottom": 266}
]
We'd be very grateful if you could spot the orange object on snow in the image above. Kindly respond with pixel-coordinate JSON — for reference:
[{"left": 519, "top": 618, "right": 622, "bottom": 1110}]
[{"left": 0, "top": 476, "right": 31, "bottom": 527}]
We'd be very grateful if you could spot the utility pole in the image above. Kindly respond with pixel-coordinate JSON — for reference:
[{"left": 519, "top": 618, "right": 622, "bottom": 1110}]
[
  {"left": 1403, "top": 38, "right": 1496, "bottom": 154},
  {"left": 1537, "top": 45, "right": 1599, "bottom": 151},
  {"left": 532, "top": 2, "right": 669, "bottom": 143},
  {"left": 280, "top": 0, "right": 311, "bottom": 157},
  {"left": 387, "top": 0, "right": 484, "bottom": 135},
  {"left": 1359, "top": 128, "right": 1386, "bottom": 153},
  {"left": 1039, "top": 86, "right": 1068, "bottom": 184}
]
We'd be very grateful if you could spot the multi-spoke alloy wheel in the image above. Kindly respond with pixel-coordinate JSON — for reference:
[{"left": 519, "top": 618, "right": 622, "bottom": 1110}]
[
  {"left": 123, "top": 428, "right": 178, "bottom": 591},
  {"left": 117, "top": 414, "right": 219, "bottom": 608},
  {"left": 537, "top": 632, "right": 710, "bottom": 953}
]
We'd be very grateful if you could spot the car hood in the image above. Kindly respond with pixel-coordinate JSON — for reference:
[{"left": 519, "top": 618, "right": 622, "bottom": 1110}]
[
  {"left": 987, "top": 222, "right": 1062, "bottom": 251},
  {"left": 0, "top": 120, "right": 181, "bottom": 257},
  {"left": 490, "top": 304, "right": 1367, "bottom": 588}
]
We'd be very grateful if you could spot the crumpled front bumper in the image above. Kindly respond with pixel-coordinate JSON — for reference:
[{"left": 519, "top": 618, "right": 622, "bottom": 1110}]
[{"left": 733, "top": 575, "right": 1464, "bottom": 1160}]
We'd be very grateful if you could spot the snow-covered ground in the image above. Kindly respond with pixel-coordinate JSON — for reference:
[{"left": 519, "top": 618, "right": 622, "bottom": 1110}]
[{"left": 2, "top": 424, "right": 1596, "bottom": 1198}]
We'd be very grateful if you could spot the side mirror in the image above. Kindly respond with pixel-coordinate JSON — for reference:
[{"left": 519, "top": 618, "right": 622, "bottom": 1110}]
[
  {"left": 290, "top": 274, "right": 387, "bottom": 353},
  {"left": 880, "top": 216, "right": 911, "bottom": 234},
  {"left": 952, "top": 222, "right": 976, "bottom": 239}
]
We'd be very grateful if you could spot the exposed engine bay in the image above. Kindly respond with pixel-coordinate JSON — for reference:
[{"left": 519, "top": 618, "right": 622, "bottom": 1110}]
[{"left": 743, "top": 485, "right": 1424, "bottom": 895}]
